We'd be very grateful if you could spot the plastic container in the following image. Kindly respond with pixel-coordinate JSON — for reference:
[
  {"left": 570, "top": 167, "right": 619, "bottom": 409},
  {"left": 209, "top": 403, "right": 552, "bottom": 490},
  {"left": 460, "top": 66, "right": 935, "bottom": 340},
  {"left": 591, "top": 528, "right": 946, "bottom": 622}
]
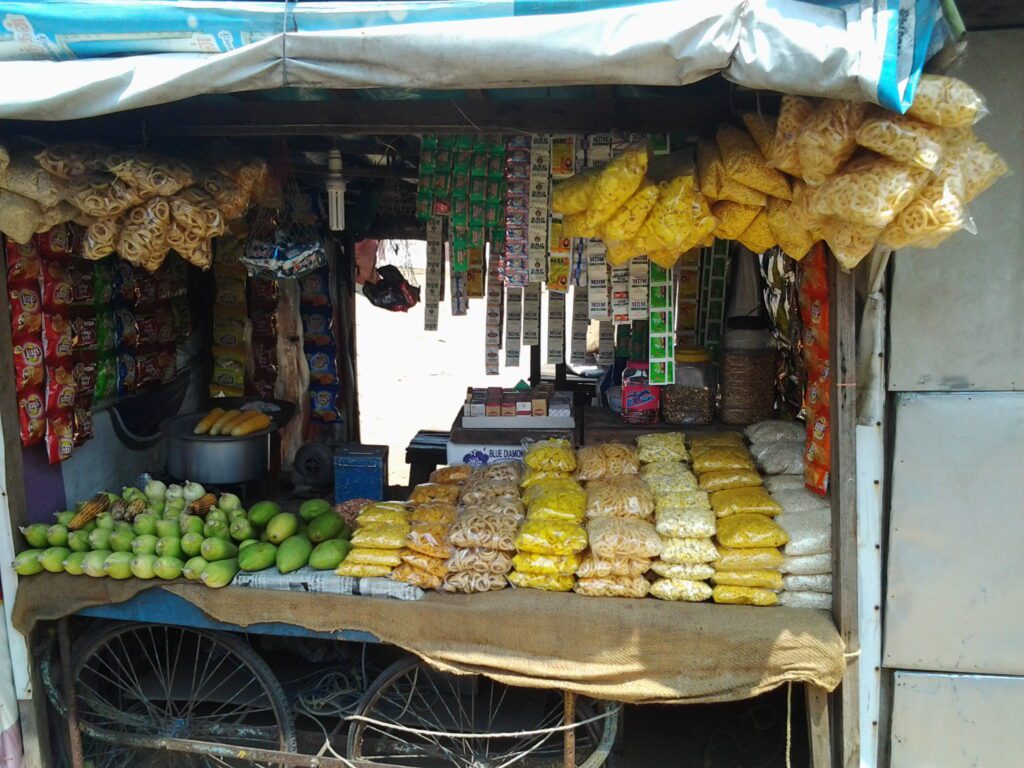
[
  {"left": 662, "top": 348, "right": 714, "bottom": 425},
  {"left": 718, "top": 319, "right": 776, "bottom": 426},
  {"left": 621, "top": 361, "right": 660, "bottom": 425}
]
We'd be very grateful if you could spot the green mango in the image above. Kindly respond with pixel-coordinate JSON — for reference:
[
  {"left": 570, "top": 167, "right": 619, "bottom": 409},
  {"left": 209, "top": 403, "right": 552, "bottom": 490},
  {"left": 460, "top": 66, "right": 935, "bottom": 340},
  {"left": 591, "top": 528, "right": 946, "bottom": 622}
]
[
  {"left": 238, "top": 542, "right": 277, "bottom": 572},
  {"left": 276, "top": 535, "right": 312, "bottom": 574},
  {"left": 203, "top": 520, "right": 230, "bottom": 540},
  {"left": 179, "top": 514, "right": 205, "bottom": 536},
  {"left": 88, "top": 528, "right": 113, "bottom": 551},
  {"left": 156, "top": 537, "right": 183, "bottom": 559},
  {"left": 260, "top": 528, "right": 270, "bottom": 542},
  {"left": 182, "top": 556, "right": 208, "bottom": 581},
  {"left": 108, "top": 529, "right": 135, "bottom": 553},
  {"left": 132, "top": 513, "right": 158, "bottom": 536},
  {"left": 130, "top": 554, "right": 158, "bottom": 580},
  {"left": 155, "top": 519, "right": 181, "bottom": 539},
  {"left": 56, "top": 511, "right": 76, "bottom": 527},
  {"left": 248, "top": 500, "right": 281, "bottom": 528},
  {"left": 13, "top": 549, "right": 45, "bottom": 575},
  {"left": 200, "top": 558, "right": 239, "bottom": 588},
  {"left": 205, "top": 509, "right": 229, "bottom": 526},
  {"left": 309, "top": 539, "right": 351, "bottom": 570},
  {"left": 153, "top": 556, "right": 185, "bottom": 580},
  {"left": 229, "top": 519, "right": 256, "bottom": 542},
  {"left": 62, "top": 551, "right": 88, "bottom": 576},
  {"left": 131, "top": 534, "right": 159, "bottom": 556},
  {"left": 299, "top": 498, "right": 332, "bottom": 522},
  {"left": 307, "top": 512, "right": 345, "bottom": 544},
  {"left": 103, "top": 552, "right": 134, "bottom": 579},
  {"left": 228, "top": 508, "right": 248, "bottom": 522},
  {"left": 82, "top": 550, "right": 112, "bottom": 577},
  {"left": 181, "top": 533, "right": 205, "bottom": 558},
  {"left": 20, "top": 524, "right": 49, "bottom": 549},
  {"left": 95, "top": 512, "right": 115, "bottom": 531},
  {"left": 67, "top": 530, "right": 92, "bottom": 553},
  {"left": 200, "top": 538, "right": 238, "bottom": 562},
  {"left": 266, "top": 513, "right": 298, "bottom": 545},
  {"left": 238, "top": 539, "right": 259, "bottom": 550},
  {"left": 46, "top": 525, "right": 69, "bottom": 547}
]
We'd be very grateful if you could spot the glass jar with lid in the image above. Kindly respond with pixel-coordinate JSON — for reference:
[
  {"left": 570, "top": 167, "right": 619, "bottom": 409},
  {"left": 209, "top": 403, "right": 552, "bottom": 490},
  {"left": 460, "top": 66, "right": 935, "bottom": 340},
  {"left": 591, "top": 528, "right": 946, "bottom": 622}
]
[{"left": 662, "top": 347, "right": 715, "bottom": 425}]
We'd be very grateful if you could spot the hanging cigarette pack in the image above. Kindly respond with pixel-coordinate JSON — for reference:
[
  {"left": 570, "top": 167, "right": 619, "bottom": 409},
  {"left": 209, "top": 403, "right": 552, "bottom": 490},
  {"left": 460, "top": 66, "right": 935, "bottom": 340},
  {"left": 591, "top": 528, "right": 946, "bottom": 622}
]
[
  {"left": 647, "top": 261, "right": 675, "bottom": 386},
  {"left": 504, "top": 286, "right": 522, "bottom": 367},
  {"left": 570, "top": 286, "right": 589, "bottom": 366},
  {"left": 586, "top": 241, "right": 610, "bottom": 320},
  {"left": 522, "top": 282, "right": 541, "bottom": 346},
  {"left": 485, "top": 252, "right": 503, "bottom": 375},
  {"left": 423, "top": 217, "right": 443, "bottom": 331},
  {"left": 547, "top": 290, "right": 565, "bottom": 364},
  {"left": 610, "top": 265, "right": 630, "bottom": 325}
]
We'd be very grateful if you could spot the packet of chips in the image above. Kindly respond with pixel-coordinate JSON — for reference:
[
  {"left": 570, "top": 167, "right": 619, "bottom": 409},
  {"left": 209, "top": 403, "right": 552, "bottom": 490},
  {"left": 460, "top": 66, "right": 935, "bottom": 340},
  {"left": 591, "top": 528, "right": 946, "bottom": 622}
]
[
  {"left": 511, "top": 552, "right": 581, "bottom": 576},
  {"left": 907, "top": 74, "right": 987, "bottom": 128},
  {"left": 797, "top": 100, "right": 869, "bottom": 186},
  {"left": 507, "top": 570, "right": 574, "bottom": 592},
  {"left": 855, "top": 111, "right": 945, "bottom": 171},
  {"left": 712, "top": 584, "right": 779, "bottom": 606},
  {"left": 742, "top": 112, "right": 777, "bottom": 158},
  {"left": 523, "top": 438, "right": 576, "bottom": 473},
  {"left": 716, "top": 125, "right": 791, "bottom": 200},
  {"left": 766, "top": 196, "right": 814, "bottom": 261},
  {"left": 712, "top": 201, "right": 761, "bottom": 241},
  {"left": 710, "top": 487, "right": 783, "bottom": 518},
  {"left": 697, "top": 140, "right": 768, "bottom": 207},
  {"left": 812, "top": 154, "right": 930, "bottom": 228},
  {"left": 650, "top": 578, "right": 713, "bottom": 602},
  {"left": 716, "top": 513, "right": 788, "bottom": 548},
  {"left": 715, "top": 546, "right": 784, "bottom": 571},
  {"left": 581, "top": 145, "right": 649, "bottom": 230},
  {"left": 551, "top": 167, "right": 600, "bottom": 215},
  {"left": 879, "top": 156, "right": 973, "bottom": 250},
  {"left": 711, "top": 569, "right": 783, "bottom": 590},
  {"left": 820, "top": 216, "right": 883, "bottom": 270},
  {"left": 574, "top": 575, "right": 650, "bottom": 598},
  {"left": 736, "top": 210, "right": 777, "bottom": 254},
  {"left": 637, "top": 173, "right": 717, "bottom": 254},
  {"left": 600, "top": 182, "right": 659, "bottom": 243},
  {"left": 636, "top": 432, "right": 689, "bottom": 463}
]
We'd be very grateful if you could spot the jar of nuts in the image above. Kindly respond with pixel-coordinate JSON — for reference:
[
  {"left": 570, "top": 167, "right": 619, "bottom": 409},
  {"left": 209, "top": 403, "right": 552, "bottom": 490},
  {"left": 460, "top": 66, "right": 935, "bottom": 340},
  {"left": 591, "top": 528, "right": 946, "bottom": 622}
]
[{"left": 662, "top": 348, "right": 715, "bottom": 425}]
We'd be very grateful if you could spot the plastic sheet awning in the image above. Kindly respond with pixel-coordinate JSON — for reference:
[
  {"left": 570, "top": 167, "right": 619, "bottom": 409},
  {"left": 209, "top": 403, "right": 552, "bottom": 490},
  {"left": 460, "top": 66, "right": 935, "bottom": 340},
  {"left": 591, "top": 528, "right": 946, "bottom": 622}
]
[{"left": 0, "top": 0, "right": 955, "bottom": 121}]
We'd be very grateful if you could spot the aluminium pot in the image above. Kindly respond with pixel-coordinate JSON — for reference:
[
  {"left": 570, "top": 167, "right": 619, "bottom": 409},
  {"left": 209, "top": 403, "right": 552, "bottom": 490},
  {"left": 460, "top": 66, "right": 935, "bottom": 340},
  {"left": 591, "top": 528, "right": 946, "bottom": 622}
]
[{"left": 162, "top": 413, "right": 271, "bottom": 485}]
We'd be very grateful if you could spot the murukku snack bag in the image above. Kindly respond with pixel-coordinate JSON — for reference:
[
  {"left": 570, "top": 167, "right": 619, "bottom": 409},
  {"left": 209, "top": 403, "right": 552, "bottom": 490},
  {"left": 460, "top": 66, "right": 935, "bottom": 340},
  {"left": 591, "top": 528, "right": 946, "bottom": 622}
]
[
  {"left": 797, "top": 100, "right": 869, "bottom": 186},
  {"left": 907, "top": 74, "right": 987, "bottom": 128}
]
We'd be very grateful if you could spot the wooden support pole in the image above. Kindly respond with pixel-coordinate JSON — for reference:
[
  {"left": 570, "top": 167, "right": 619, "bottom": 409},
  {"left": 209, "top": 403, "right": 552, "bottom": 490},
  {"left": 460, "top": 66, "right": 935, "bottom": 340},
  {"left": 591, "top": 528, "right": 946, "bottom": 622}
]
[
  {"left": 806, "top": 684, "right": 833, "bottom": 768},
  {"left": 563, "top": 690, "right": 577, "bottom": 768}
]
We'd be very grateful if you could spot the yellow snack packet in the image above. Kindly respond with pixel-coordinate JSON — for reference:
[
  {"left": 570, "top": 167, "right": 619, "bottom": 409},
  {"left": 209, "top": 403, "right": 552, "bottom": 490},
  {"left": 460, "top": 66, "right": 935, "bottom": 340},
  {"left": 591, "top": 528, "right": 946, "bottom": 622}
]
[
  {"left": 712, "top": 584, "right": 779, "bottom": 606},
  {"left": 601, "top": 181, "right": 659, "bottom": 243},
  {"left": 768, "top": 95, "right": 815, "bottom": 176},
  {"left": 511, "top": 552, "right": 581, "bottom": 576},
  {"left": 507, "top": 570, "right": 575, "bottom": 592},
  {"left": 709, "top": 487, "right": 783, "bottom": 518},
  {"left": 907, "top": 74, "right": 987, "bottom": 128},
  {"left": 715, "top": 546, "right": 784, "bottom": 571},
  {"left": 711, "top": 569, "right": 783, "bottom": 590},
  {"left": 797, "top": 100, "right": 869, "bottom": 186},
  {"left": 736, "top": 210, "right": 778, "bottom": 253},
  {"left": 551, "top": 167, "right": 600, "bottom": 215},
  {"left": 581, "top": 145, "right": 649, "bottom": 230},
  {"left": 712, "top": 201, "right": 762, "bottom": 240},
  {"left": 716, "top": 513, "right": 789, "bottom": 549},
  {"left": 716, "top": 125, "right": 792, "bottom": 200}
]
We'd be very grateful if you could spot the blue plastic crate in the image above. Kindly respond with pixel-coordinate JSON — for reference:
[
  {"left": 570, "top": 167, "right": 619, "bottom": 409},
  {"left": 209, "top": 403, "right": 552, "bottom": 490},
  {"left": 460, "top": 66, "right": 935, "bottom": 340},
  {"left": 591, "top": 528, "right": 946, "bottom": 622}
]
[{"left": 334, "top": 444, "right": 389, "bottom": 503}]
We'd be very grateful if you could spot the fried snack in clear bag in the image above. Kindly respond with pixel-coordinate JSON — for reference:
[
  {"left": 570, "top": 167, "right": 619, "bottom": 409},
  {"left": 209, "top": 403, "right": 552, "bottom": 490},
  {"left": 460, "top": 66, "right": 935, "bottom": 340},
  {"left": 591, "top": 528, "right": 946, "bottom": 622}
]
[
  {"left": 197, "top": 169, "right": 250, "bottom": 221},
  {"left": 660, "top": 536, "right": 718, "bottom": 565},
  {"left": 574, "top": 575, "right": 650, "bottom": 598},
  {"left": 655, "top": 489, "right": 711, "bottom": 513},
  {"left": 712, "top": 569, "right": 782, "bottom": 590},
  {"left": 710, "top": 488, "right": 782, "bottom": 518},
  {"left": 527, "top": 483, "right": 586, "bottom": 523},
  {"left": 523, "top": 438, "right": 576, "bottom": 473},
  {"left": 691, "top": 446, "right": 754, "bottom": 473},
  {"left": 788, "top": 181, "right": 825, "bottom": 240},
  {"left": 736, "top": 210, "right": 777, "bottom": 254},
  {"left": 336, "top": 562, "right": 393, "bottom": 578},
  {"left": 604, "top": 237, "right": 645, "bottom": 267},
  {"left": 766, "top": 196, "right": 814, "bottom": 262},
  {"left": 562, "top": 211, "right": 600, "bottom": 239},
  {"left": 450, "top": 507, "right": 520, "bottom": 552},
  {"left": 797, "top": 100, "right": 869, "bottom": 186},
  {"left": 642, "top": 459, "right": 693, "bottom": 480},
  {"left": 716, "top": 125, "right": 791, "bottom": 200},
  {"left": 36, "top": 143, "right": 110, "bottom": 180},
  {"left": 636, "top": 433, "right": 689, "bottom": 463},
  {"left": 474, "top": 461, "right": 523, "bottom": 484},
  {"left": 520, "top": 467, "right": 572, "bottom": 489},
  {"left": 0, "top": 190, "right": 41, "bottom": 242},
  {"left": 522, "top": 475, "right": 581, "bottom": 505},
  {"left": 358, "top": 504, "right": 410, "bottom": 527},
  {"left": 81, "top": 216, "right": 121, "bottom": 260},
  {"left": 587, "top": 517, "right": 662, "bottom": 560},
  {"left": 118, "top": 197, "right": 171, "bottom": 269},
  {"left": 406, "top": 522, "right": 453, "bottom": 559},
  {"left": 67, "top": 173, "right": 143, "bottom": 218},
  {"left": 769, "top": 95, "right": 815, "bottom": 176},
  {"left": 439, "top": 570, "right": 507, "bottom": 593},
  {"left": 170, "top": 187, "right": 225, "bottom": 238},
  {"left": 391, "top": 562, "right": 442, "bottom": 590},
  {"left": 167, "top": 224, "right": 212, "bottom": 269},
  {"left": 712, "top": 201, "right": 761, "bottom": 240},
  {"left": 581, "top": 144, "right": 649, "bottom": 230},
  {"left": 956, "top": 135, "right": 1009, "bottom": 203},
  {"left": 812, "top": 154, "right": 930, "bottom": 228},
  {"left": 907, "top": 74, "right": 987, "bottom": 128},
  {"left": 460, "top": 479, "right": 519, "bottom": 506},
  {"left": 690, "top": 432, "right": 746, "bottom": 450},
  {"left": 515, "top": 519, "right": 588, "bottom": 556},
  {"left": 575, "top": 554, "right": 652, "bottom": 579},
  {"left": 0, "top": 155, "right": 68, "bottom": 208},
  {"left": 743, "top": 112, "right": 777, "bottom": 158},
  {"left": 855, "top": 111, "right": 945, "bottom": 171},
  {"left": 650, "top": 561, "right": 715, "bottom": 580},
  {"left": 345, "top": 547, "right": 406, "bottom": 567},
  {"left": 423, "top": 464, "right": 468, "bottom": 488},
  {"left": 650, "top": 578, "right": 713, "bottom": 602},
  {"left": 601, "top": 182, "right": 659, "bottom": 243},
  {"left": 507, "top": 570, "right": 574, "bottom": 592},
  {"left": 655, "top": 506, "right": 716, "bottom": 538},
  {"left": 716, "top": 513, "right": 788, "bottom": 549},
  {"left": 879, "top": 160, "right": 970, "bottom": 250},
  {"left": 820, "top": 216, "right": 882, "bottom": 270},
  {"left": 350, "top": 525, "right": 409, "bottom": 550},
  {"left": 575, "top": 442, "right": 640, "bottom": 482},
  {"left": 648, "top": 249, "right": 688, "bottom": 270},
  {"left": 638, "top": 174, "right": 717, "bottom": 253},
  {"left": 401, "top": 551, "right": 450, "bottom": 579},
  {"left": 512, "top": 552, "right": 581, "bottom": 576},
  {"left": 713, "top": 585, "right": 778, "bottom": 606},
  {"left": 715, "top": 546, "right": 784, "bottom": 571},
  {"left": 698, "top": 469, "right": 763, "bottom": 493},
  {"left": 697, "top": 140, "right": 768, "bottom": 207},
  {"left": 410, "top": 502, "right": 459, "bottom": 526},
  {"left": 409, "top": 483, "right": 460, "bottom": 505},
  {"left": 473, "top": 497, "right": 525, "bottom": 521},
  {"left": 107, "top": 151, "right": 193, "bottom": 197},
  {"left": 645, "top": 471, "right": 699, "bottom": 497},
  {"left": 446, "top": 547, "right": 514, "bottom": 575},
  {"left": 585, "top": 476, "right": 655, "bottom": 520},
  {"left": 551, "top": 167, "right": 601, "bottom": 215}
]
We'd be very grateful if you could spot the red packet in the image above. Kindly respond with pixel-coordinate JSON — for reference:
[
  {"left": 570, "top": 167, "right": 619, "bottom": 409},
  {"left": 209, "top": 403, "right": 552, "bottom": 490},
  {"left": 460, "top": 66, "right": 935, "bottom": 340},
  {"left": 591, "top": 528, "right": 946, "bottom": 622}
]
[
  {"left": 41, "top": 260, "right": 74, "bottom": 313},
  {"left": 46, "top": 365, "right": 76, "bottom": 416},
  {"left": 17, "top": 387, "right": 45, "bottom": 447},
  {"left": 9, "top": 283, "right": 42, "bottom": 337},
  {"left": 45, "top": 413, "right": 74, "bottom": 464},
  {"left": 43, "top": 313, "right": 74, "bottom": 366},
  {"left": 6, "top": 239, "right": 41, "bottom": 283},
  {"left": 13, "top": 339, "right": 44, "bottom": 392}
]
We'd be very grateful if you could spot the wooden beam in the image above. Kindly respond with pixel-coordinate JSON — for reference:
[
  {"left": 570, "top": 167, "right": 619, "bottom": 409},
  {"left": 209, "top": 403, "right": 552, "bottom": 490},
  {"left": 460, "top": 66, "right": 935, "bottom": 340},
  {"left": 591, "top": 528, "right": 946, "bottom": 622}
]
[
  {"left": 806, "top": 684, "right": 832, "bottom": 768},
  {"left": 829, "top": 258, "right": 859, "bottom": 768}
]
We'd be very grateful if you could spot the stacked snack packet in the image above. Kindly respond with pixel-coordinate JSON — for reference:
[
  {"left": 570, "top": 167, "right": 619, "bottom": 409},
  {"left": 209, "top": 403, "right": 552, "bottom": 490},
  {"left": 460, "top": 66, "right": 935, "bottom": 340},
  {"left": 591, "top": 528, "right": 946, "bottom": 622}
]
[
  {"left": 637, "top": 434, "right": 716, "bottom": 602},
  {"left": 390, "top": 466, "right": 467, "bottom": 589},
  {"left": 336, "top": 501, "right": 411, "bottom": 578},
  {"left": 691, "top": 432, "right": 787, "bottom": 606},
  {"left": 508, "top": 439, "right": 587, "bottom": 592},
  {"left": 440, "top": 462, "right": 523, "bottom": 594},
  {"left": 571, "top": 442, "right": 655, "bottom": 598}
]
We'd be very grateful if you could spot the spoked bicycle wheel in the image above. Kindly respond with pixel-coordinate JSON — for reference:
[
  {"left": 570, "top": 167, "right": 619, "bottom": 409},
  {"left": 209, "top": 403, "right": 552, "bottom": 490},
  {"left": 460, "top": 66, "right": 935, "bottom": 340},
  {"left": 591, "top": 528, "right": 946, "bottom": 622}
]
[
  {"left": 70, "top": 623, "right": 296, "bottom": 767},
  {"left": 346, "top": 657, "right": 616, "bottom": 768}
]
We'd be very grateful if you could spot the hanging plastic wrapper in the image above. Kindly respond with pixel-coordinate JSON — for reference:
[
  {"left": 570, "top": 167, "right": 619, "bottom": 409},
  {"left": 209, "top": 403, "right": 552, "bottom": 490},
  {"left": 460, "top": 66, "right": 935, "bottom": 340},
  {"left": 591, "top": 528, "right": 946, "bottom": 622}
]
[
  {"left": 716, "top": 125, "right": 791, "bottom": 200},
  {"left": 797, "top": 100, "right": 869, "bottom": 187},
  {"left": 760, "top": 248, "right": 804, "bottom": 419},
  {"left": 906, "top": 75, "right": 988, "bottom": 128},
  {"left": 244, "top": 186, "right": 326, "bottom": 279},
  {"left": 812, "top": 155, "right": 930, "bottom": 229}
]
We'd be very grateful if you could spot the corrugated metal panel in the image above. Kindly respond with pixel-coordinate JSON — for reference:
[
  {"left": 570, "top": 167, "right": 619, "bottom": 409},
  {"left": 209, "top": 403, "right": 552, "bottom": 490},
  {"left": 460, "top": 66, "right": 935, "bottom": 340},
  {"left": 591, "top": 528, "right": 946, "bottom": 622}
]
[
  {"left": 884, "top": 392, "right": 1024, "bottom": 673},
  {"left": 891, "top": 672, "right": 1024, "bottom": 767},
  {"left": 889, "top": 29, "right": 1024, "bottom": 392}
]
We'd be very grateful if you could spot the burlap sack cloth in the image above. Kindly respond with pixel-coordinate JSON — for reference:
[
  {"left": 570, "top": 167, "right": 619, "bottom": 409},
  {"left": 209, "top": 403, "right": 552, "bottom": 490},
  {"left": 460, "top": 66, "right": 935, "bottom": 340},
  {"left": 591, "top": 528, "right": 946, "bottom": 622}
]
[{"left": 14, "top": 575, "right": 844, "bottom": 704}]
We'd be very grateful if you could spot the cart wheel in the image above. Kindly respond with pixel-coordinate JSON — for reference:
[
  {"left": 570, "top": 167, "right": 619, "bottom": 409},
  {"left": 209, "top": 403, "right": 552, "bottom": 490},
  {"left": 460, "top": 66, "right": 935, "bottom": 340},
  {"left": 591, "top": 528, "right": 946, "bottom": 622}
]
[
  {"left": 69, "top": 622, "right": 296, "bottom": 767},
  {"left": 347, "top": 657, "right": 613, "bottom": 768}
]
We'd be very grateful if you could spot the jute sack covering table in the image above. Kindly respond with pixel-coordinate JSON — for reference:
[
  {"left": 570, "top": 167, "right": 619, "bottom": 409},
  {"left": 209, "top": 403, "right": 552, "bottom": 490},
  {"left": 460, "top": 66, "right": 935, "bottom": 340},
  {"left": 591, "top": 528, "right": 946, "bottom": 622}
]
[{"left": 14, "top": 574, "right": 844, "bottom": 704}]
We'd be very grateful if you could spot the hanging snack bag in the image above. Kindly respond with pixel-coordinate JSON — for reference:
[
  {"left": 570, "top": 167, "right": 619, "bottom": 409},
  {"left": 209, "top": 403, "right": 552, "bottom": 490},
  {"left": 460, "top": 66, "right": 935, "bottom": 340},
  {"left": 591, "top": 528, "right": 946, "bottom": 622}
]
[
  {"left": 581, "top": 144, "right": 649, "bottom": 230},
  {"left": 712, "top": 201, "right": 761, "bottom": 241},
  {"left": 820, "top": 216, "right": 882, "bottom": 271},
  {"left": 736, "top": 210, "right": 778, "bottom": 254},
  {"left": 797, "top": 100, "right": 869, "bottom": 186},
  {"left": 855, "top": 111, "right": 946, "bottom": 171},
  {"left": 879, "top": 157, "right": 971, "bottom": 250},
  {"left": 766, "top": 196, "right": 814, "bottom": 261},
  {"left": 716, "top": 125, "right": 791, "bottom": 200},
  {"left": 768, "top": 95, "right": 815, "bottom": 176},
  {"left": 906, "top": 75, "right": 987, "bottom": 128},
  {"left": 18, "top": 387, "right": 45, "bottom": 446},
  {"left": 812, "top": 155, "right": 930, "bottom": 229},
  {"left": 45, "top": 412, "right": 74, "bottom": 464}
]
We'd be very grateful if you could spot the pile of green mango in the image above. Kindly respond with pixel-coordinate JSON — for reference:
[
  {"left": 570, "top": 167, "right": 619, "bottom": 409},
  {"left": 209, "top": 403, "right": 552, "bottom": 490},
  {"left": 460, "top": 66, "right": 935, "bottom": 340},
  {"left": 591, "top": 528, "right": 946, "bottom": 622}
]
[{"left": 14, "top": 492, "right": 349, "bottom": 589}]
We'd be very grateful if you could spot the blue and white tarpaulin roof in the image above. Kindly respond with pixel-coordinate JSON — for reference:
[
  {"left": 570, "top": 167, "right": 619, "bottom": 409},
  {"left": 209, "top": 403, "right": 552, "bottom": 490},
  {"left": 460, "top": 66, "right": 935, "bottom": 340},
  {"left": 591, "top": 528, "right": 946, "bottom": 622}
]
[{"left": 0, "top": 0, "right": 952, "bottom": 120}]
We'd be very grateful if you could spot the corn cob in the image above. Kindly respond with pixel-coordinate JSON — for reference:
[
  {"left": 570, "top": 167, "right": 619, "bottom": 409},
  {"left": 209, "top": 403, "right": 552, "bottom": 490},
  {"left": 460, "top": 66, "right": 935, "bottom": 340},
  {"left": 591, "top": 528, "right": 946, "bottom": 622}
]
[
  {"left": 110, "top": 499, "right": 129, "bottom": 521},
  {"left": 68, "top": 493, "right": 110, "bottom": 530},
  {"left": 187, "top": 493, "right": 218, "bottom": 517},
  {"left": 216, "top": 411, "right": 251, "bottom": 435},
  {"left": 124, "top": 498, "right": 147, "bottom": 520},
  {"left": 194, "top": 408, "right": 225, "bottom": 435},
  {"left": 230, "top": 413, "right": 272, "bottom": 436},
  {"left": 208, "top": 410, "right": 240, "bottom": 436}
]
